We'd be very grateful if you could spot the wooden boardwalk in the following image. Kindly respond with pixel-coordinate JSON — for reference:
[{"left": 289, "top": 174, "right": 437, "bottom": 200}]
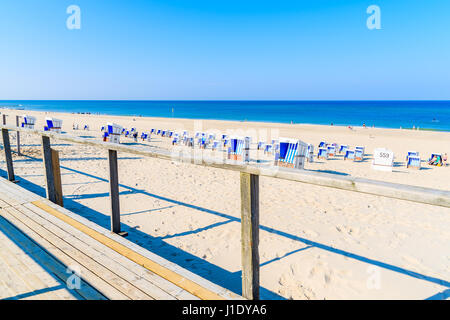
[{"left": 0, "top": 178, "right": 242, "bottom": 300}]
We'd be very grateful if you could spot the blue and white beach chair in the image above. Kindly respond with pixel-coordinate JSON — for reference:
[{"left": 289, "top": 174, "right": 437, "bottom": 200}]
[
  {"left": 344, "top": 149, "right": 355, "bottom": 161},
  {"left": 319, "top": 141, "right": 328, "bottom": 148},
  {"left": 211, "top": 140, "right": 220, "bottom": 150},
  {"left": 407, "top": 155, "right": 421, "bottom": 169},
  {"left": 339, "top": 145, "right": 349, "bottom": 154},
  {"left": 107, "top": 123, "right": 123, "bottom": 144},
  {"left": 327, "top": 145, "right": 336, "bottom": 157},
  {"left": 317, "top": 147, "right": 328, "bottom": 160},
  {"left": 22, "top": 115, "right": 36, "bottom": 129},
  {"left": 307, "top": 144, "right": 314, "bottom": 163},
  {"left": 354, "top": 147, "right": 365, "bottom": 161},
  {"left": 275, "top": 138, "right": 308, "bottom": 169},
  {"left": 45, "top": 117, "right": 63, "bottom": 134},
  {"left": 228, "top": 137, "right": 246, "bottom": 161}
]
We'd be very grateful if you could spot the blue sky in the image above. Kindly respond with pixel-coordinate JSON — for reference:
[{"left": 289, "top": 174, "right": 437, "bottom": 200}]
[{"left": 0, "top": 0, "right": 449, "bottom": 100}]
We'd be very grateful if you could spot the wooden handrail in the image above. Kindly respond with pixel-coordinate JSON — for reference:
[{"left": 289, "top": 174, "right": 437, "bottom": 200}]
[{"left": 2, "top": 124, "right": 449, "bottom": 208}]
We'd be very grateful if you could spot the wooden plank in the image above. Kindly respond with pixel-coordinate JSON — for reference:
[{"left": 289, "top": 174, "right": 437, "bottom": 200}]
[
  {"left": 4, "top": 206, "right": 148, "bottom": 299},
  {"left": 0, "top": 214, "right": 103, "bottom": 300},
  {"left": 51, "top": 149, "right": 64, "bottom": 207},
  {"left": 37, "top": 198, "right": 243, "bottom": 300},
  {"left": 20, "top": 203, "right": 177, "bottom": 300},
  {"left": 1, "top": 207, "right": 126, "bottom": 300},
  {"left": 240, "top": 172, "right": 260, "bottom": 300},
  {"left": 1, "top": 129, "right": 16, "bottom": 182},
  {"left": 31, "top": 200, "right": 235, "bottom": 300},
  {"left": 108, "top": 150, "right": 125, "bottom": 235},
  {"left": 0, "top": 179, "right": 40, "bottom": 203},
  {"left": 2, "top": 124, "right": 449, "bottom": 208},
  {"left": 23, "top": 202, "right": 196, "bottom": 300}
]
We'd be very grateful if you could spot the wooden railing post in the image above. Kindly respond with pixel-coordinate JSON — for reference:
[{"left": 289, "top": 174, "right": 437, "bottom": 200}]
[
  {"left": 1, "top": 129, "right": 17, "bottom": 182},
  {"left": 240, "top": 172, "right": 260, "bottom": 300},
  {"left": 42, "top": 136, "right": 63, "bottom": 206},
  {"left": 15, "top": 115, "right": 21, "bottom": 156},
  {"left": 108, "top": 149, "right": 127, "bottom": 236},
  {"left": 2, "top": 114, "right": 6, "bottom": 125}
]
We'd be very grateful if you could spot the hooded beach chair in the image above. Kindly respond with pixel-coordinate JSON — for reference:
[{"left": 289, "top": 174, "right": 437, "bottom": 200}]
[
  {"left": 317, "top": 147, "right": 328, "bottom": 160},
  {"left": 339, "top": 145, "right": 349, "bottom": 154},
  {"left": 22, "top": 115, "right": 36, "bottom": 129},
  {"left": 327, "top": 145, "right": 336, "bottom": 157},
  {"left": 354, "top": 147, "right": 365, "bottom": 161},
  {"left": 307, "top": 144, "right": 314, "bottom": 163},
  {"left": 264, "top": 144, "right": 273, "bottom": 154},
  {"left": 228, "top": 137, "right": 246, "bottom": 161},
  {"left": 428, "top": 153, "right": 443, "bottom": 166},
  {"left": 275, "top": 138, "right": 308, "bottom": 169},
  {"left": 344, "top": 149, "right": 355, "bottom": 160},
  {"left": 319, "top": 141, "right": 327, "bottom": 148},
  {"left": 45, "top": 117, "right": 63, "bottom": 134},
  {"left": 353, "top": 147, "right": 364, "bottom": 161},
  {"left": 211, "top": 140, "right": 220, "bottom": 150},
  {"left": 107, "top": 123, "right": 123, "bottom": 144},
  {"left": 84, "top": 124, "right": 89, "bottom": 131},
  {"left": 407, "top": 155, "right": 421, "bottom": 169}
]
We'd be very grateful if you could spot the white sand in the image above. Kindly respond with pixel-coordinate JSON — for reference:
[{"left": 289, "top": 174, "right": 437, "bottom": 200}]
[{"left": 1, "top": 109, "right": 449, "bottom": 300}]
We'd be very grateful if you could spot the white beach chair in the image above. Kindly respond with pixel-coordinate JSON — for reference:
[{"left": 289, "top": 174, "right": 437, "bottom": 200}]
[
  {"left": 355, "top": 146, "right": 365, "bottom": 161},
  {"left": 45, "top": 117, "right": 63, "bottom": 133},
  {"left": 307, "top": 144, "right": 314, "bottom": 163},
  {"left": 106, "top": 123, "right": 123, "bottom": 144},
  {"left": 344, "top": 149, "right": 355, "bottom": 161},
  {"left": 22, "top": 115, "right": 36, "bottom": 129},
  {"left": 228, "top": 137, "right": 248, "bottom": 162},
  {"left": 275, "top": 138, "right": 308, "bottom": 169},
  {"left": 327, "top": 145, "right": 336, "bottom": 157},
  {"left": 406, "top": 155, "right": 421, "bottom": 169},
  {"left": 339, "top": 145, "right": 349, "bottom": 154},
  {"left": 317, "top": 147, "right": 328, "bottom": 160}
]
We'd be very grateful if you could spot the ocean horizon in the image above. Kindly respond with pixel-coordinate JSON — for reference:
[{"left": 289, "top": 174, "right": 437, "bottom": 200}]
[{"left": 1, "top": 100, "right": 449, "bottom": 131}]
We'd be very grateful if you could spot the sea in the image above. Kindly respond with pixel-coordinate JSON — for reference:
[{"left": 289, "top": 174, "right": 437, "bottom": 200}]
[{"left": 0, "top": 100, "right": 449, "bottom": 131}]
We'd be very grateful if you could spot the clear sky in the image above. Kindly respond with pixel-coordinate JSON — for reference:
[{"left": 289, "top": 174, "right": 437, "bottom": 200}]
[{"left": 0, "top": 0, "right": 449, "bottom": 100}]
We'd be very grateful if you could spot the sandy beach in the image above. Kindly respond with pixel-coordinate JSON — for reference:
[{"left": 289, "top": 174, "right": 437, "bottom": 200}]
[{"left": 1, "top": 108, "right": 449, "bottom": 300}]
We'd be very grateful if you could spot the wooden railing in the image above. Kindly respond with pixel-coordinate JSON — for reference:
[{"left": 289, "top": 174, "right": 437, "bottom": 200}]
[{"left": 1, "top": 123, "right": 450, "bottom": 300}]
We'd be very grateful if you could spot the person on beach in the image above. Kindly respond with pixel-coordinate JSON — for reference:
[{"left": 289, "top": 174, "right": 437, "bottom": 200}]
[{"left": 443, "top": 153, "right": 448, "bottom": 166}]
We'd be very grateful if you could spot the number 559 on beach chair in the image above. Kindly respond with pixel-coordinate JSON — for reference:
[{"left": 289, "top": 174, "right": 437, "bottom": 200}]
[{"left": 275, "top": 138, "right": 308, "bottom": 169}]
